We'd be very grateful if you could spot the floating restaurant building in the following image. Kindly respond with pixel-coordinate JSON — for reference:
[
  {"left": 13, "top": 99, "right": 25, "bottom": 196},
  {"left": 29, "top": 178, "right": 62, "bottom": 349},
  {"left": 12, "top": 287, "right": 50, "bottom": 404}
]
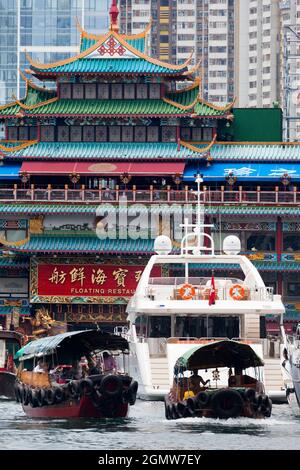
[{"left": 0, "top": 2, "right": 299, "bottom": 336}]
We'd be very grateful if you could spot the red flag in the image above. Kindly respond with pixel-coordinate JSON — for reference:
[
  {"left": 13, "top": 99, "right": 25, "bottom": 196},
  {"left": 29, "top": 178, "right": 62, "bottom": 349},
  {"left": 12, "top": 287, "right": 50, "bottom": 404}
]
[{"left": 208, "top": 273, "right": 216, "bottom": 306}]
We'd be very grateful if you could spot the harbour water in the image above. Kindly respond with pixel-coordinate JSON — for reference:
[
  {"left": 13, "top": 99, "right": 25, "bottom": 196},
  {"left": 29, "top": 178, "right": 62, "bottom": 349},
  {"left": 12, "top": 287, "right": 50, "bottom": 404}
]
[{"left": 1, "top": 399, "right": 300, "bottom": 450}]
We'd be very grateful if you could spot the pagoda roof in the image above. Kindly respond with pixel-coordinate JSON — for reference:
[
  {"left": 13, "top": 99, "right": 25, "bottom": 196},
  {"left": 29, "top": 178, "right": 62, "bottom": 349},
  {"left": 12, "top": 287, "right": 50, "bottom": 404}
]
[
  {"left": 26, "top": 27, "right": 195, "bottom": 77},
  {"left": 0, "top": 71, "right": 56, "bottom": 116},
  {"left": 2, "top": 141, "right": 214, "bottom": 161},
  {"left": 0, "top": 78, "right": 230, "bottom": 119},
  {"left": 3, "top": 140, "right": 300, "bottom": 163}
]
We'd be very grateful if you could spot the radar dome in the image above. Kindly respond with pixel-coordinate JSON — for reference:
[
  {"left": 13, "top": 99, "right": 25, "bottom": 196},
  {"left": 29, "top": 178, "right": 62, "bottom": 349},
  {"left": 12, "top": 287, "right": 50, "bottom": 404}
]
[
  {"left": 154, "top": 235, "right": 172, "bottom": 255},
  {"left": 223, "top": 235, "right": 241, "bottom": 255}
]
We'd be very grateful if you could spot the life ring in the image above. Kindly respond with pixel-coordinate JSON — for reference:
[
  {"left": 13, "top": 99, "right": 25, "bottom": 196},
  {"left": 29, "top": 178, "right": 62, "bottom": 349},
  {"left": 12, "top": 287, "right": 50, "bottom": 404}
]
[
  {"left": 229, "top": 284, "right": 246, "bottom": 301},
  {"left": 99, "top": 374, "right": 123, "bottom": 399},
  {"left": 211, "top": 389, "right": 243, "bottom": 419},
  {"left": 179, "top": 284, "right": 196, "bottom": 300}
]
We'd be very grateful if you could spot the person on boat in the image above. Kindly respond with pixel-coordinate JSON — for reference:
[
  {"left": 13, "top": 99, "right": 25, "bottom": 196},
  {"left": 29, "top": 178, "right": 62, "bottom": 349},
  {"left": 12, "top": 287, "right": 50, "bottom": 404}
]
[
  {"left": 102, "top": 351, "right": 117, "bottom": 373},
  {"left": 188, "top": 369, "right": 210, "bottom": 394},
  {"left": 33, "top": 359, "right": 49, "bottom": 373}
]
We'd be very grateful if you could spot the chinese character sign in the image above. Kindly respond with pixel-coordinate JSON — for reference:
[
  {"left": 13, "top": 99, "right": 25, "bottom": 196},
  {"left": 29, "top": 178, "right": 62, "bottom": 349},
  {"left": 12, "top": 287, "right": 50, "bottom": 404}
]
[{"left": 34, "top": 263, "right": 161, "bottom": 302}]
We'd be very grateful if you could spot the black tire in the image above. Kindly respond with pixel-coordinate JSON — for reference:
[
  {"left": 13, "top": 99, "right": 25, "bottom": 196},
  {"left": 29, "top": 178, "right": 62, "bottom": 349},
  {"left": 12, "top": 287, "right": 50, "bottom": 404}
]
[
  {"left": 54, "top": 386, "right": 65, "bottom": 403},
  {"left": 176, "top": 401, "right": 186, "bottom": 418},
  {"left": 28, "top": 388, "right": 39, "bottom": 408},
  {"left": 79, "top": 378, "right": 94, "bottom": 397},
  {"left": 44, "top": 388, "right": 56, "bottom": 406},
  {"left": 22, "top": 386, "right": 30, "bottom": 406},
  {"left": 244, "top": 388, "right": 256, "bottom": 402},
  {"left": 68, "top": 380, "right": 80, "bottom": 398},
  {"left": 211, "top": 389, "right": 243, "bottom": 419},
  {"left": 99, "top": 375, "right": 123, "bottom": 399},
  {"left": 35, "top": 388, "right": 46, "bottom": 407},
  {"left": 196, "top": 391, "right": 210, "bottom": 407},
  {"left": 14, "top": 383, "right": 22, "bottom": 403},
  {"left": 165, "top": 403, "right": 172, "bottom": 420},
  {"left": 171, "top": 403, "right": 179, "bottom": 420},
  {"left": 186, "top": 397, "right": 197, "bottom": 415},
  {"left": 127, "top": 381, "right": 138, "bottom": 406},
  {"left": 264, "top": 398, "right": 272, "bottom": 417}
]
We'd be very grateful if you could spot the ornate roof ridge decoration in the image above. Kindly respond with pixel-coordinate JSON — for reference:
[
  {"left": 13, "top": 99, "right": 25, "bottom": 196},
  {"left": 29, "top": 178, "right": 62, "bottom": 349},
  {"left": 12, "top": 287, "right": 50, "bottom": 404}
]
[
  {"left": 0, "top": 236, "right": 30, "bottom": 247},
  {"left": 76, "top": 16, "right": 152, "bottom": 42},
  {"left": 183, "top": 61, "right": 202, "bottom": 77},
  {"left": 19, "top": 69, "right": 56, "bottom": 96},
  {"left": 26, "top": 30, "right": 193, "bottom": 73},
  {"left": 15, "top": 95, "right": 58, "bottom": 111},
  {"left": 163, "top": 95, "right": 199, "bottom": 111},
  {"left": 197, "top": 97, "right": 236, "bottom": 112},
  {"left": 0, "top": 70, "right": 56, "bottom": 112},
  {"left": 0, "top": 140, "right": 38, "bottom": 153},
  {"left": 168, "top": 77, "right": 201, "bottom": 95},
  {"left": 180, "top": 135, "right": 217, "bottom": 154}
]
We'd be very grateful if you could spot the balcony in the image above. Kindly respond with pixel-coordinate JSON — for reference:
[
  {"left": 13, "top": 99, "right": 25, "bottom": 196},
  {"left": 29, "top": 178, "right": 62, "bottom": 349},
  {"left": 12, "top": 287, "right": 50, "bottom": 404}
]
[{"left": 1, "top": 185, "right": 300, "bottom": 205}]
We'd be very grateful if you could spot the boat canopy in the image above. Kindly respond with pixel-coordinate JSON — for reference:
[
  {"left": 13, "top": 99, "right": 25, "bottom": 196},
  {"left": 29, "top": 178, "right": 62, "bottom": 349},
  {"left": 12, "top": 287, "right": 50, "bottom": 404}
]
[
  {"left": 174, "top": 340, "right": 264, "bottom": 372},
  {"left": 14, "top": 329, "right": 129, "bottom": 362}
]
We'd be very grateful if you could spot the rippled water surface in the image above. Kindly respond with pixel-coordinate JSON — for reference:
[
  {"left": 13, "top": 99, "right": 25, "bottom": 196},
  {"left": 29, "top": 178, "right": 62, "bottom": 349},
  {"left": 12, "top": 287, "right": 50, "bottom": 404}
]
[{"left": 0, "top": 400, "right": 300, "bottom": 450}]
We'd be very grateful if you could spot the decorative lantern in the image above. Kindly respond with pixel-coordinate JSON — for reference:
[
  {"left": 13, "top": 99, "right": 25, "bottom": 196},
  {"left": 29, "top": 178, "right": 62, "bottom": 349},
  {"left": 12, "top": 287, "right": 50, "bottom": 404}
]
[
  {"left": 281, "top": 172, "right": 291, "bottom": 187},
  {"left": 69, "top": 172, "right": 80, "bottom": 185},
  {"left": 120, "top": 172, "right": 132, "bottom": 185},
  {"left": 20, "top": 171, "right": 29, "bottom": 184},
  {"left": 226, "top": 171, "right": 237, "bottom": 186}
]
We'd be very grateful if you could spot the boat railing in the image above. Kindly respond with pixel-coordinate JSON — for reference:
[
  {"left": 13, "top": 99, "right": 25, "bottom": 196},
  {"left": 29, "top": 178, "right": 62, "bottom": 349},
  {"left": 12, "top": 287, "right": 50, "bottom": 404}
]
[{"left": 146, "top": 282, "right": 274, "bottom": 302}]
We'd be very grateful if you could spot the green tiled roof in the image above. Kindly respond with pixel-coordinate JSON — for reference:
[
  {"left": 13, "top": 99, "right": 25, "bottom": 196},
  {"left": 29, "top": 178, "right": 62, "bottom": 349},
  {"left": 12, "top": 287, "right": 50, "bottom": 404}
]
[
  {"left": 30, "top": 58, "right": 188, "bottom": 76},
  {"left": 209, "top": 144, "right": 300, "bottom": 161},
  {"left": 8, "top": 234, "right": 155, "bottom": 254},
  {"left": 167, "top": 87, "right": 199, "bottom": 106},
  {"left": 0, "top": 83, "right": 56, "bottom": 115},
  {"left": 2, "top": 99, "right": 191, "bottom": 117},
  {"left": 0, "top": 257, "right": 28, "bottom": 269},
  {"left": 0, "top": 203, "right": 299, "bottom": 217},
  {"left": 5, "top": 142, "right": 204, "bottom": 160},
  {"left": 0, "top": 306, "right": 30, "bottom": 316}
]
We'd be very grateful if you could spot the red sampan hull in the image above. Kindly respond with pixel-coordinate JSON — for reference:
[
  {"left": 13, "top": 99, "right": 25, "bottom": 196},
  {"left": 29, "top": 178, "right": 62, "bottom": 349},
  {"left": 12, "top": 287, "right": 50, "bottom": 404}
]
[{"left": 22, "top": 395, "right": 129, "bottom": 419}]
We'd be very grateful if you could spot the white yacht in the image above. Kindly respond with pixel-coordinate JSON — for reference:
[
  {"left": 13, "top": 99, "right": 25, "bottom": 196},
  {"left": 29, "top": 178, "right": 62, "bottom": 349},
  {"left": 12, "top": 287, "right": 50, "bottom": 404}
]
[{"left": 127, "top": 175, "right": 286, "bottom": 402}]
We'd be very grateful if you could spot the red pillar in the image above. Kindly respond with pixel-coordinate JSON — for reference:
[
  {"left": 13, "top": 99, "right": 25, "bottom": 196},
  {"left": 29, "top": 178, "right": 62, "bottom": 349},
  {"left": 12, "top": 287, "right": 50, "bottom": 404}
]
[
  {"left": 276, "top": 216, "right": 282, "bottom": 262},
  {"left": 277, "top": 273, "right": 283, "bottom": 296}
]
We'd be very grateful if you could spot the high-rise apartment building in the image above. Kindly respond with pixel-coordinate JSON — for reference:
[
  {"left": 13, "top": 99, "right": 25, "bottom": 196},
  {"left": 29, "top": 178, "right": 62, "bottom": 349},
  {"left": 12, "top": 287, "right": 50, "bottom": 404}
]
[
  {"left": 279, "top": 0, "right": 300, "bottom": 140},
  {"left": 120, "top": 0, "right": 235, "bottom": 105},
  {"left": 0, "top": 0, "right": 110, "bottom": 105},
  {"left": 245, "top": 0, "right": 280, "bottom": 108}
]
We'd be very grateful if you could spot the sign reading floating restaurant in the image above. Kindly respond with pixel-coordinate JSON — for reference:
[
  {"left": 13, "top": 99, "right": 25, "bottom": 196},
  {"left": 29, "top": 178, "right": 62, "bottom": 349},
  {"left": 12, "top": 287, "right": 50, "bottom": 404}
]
[{"left": 30, "top": 258, "right": 160, "bottom": 304}]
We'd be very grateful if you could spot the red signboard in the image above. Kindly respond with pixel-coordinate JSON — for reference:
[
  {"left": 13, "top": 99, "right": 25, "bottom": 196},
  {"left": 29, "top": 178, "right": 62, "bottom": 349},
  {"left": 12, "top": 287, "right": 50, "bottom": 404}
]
[{"left": 31, "top": 260, "right": 161, "bottom": 304}]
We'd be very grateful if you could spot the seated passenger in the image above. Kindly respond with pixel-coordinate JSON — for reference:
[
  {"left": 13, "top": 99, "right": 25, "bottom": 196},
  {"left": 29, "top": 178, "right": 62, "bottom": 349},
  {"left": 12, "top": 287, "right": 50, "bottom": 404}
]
[
  {"left": 102, "top": 351, "right": 117, "bottom": 373},
  {"left": 188, "top": 369, "right": 210, "bottom": 394},
  {"left": 33, "top": 359, "right": 49, "bottom": 373}
]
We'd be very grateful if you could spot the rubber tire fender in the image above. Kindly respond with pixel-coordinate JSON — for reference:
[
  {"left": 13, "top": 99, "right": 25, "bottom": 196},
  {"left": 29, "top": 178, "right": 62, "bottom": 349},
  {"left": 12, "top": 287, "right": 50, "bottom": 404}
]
[
  {"left": 68, "top": 380, "right": 80, "bottom": 398},
  {"left": 54, "top": 386, "right": 65, "bottom": 404},
  {"left": 22, "top": 386, "right": 30, "bottom": 406},
  {"left": 44, "top": 388, "right": 56, "bottom": 406},
  {"left": 186, "top": 397, "right": 197, "bottom": 415},
  {"left": 14, "top": 383, "right": 23, "bottom": 403},
  {"left": 28, "top": 388, "right": 39, "bottom": 408},
  {"left": 79, "top": 378, "right": 94, "bottom": 397},
  {"left": 127, "top": 380, "right": 138, "bottom": 405},
  {"left": 244, "top": 388, "right": 256, "bottom": 402},
  {"left": 211, "top": 389, "right": 243, "bottom": 419},
  {"left": 165, "top": 403, "right": 172, "bottom": 420},
  {"left": 171, "top": 403, "right": 179, "bottom": 420},
  {"left": 176, "top": 401, "right": 186, "bottom": 418},
  {"left": 35, "top": 388, "right": 46, "bottom": 407},
  {"left": 99, "top": 374, "right": 123, "bottom": 399},
  {"left": 196, "top": 391, "right": 210, "bottom": 407}
]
